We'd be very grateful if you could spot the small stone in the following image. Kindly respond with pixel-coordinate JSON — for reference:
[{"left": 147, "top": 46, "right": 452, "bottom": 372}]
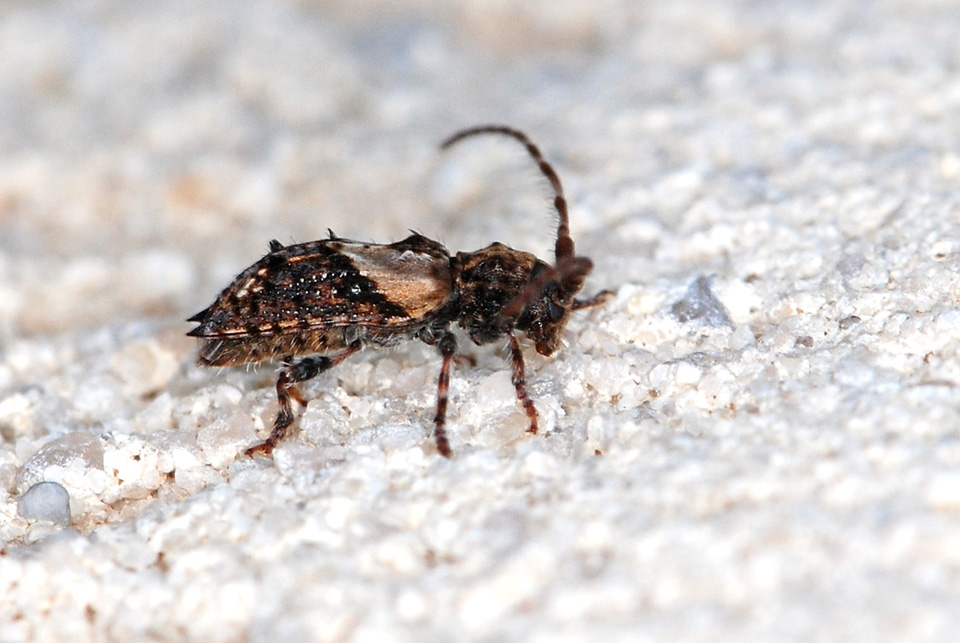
[
  {"left": 15, "top": 432, "right": 105, "bottom": 493},
  {"left": 18, "top": 481, "right": 71, "bottom": 525},
  {"left": 671, "top": 276, "right": 733, "bottom": 328},
  {"left": 838, "top": 315, "right": 861, "bottom": 330},
  {"left": 112, "top": 338, "right": 181, "bottom": 398}
]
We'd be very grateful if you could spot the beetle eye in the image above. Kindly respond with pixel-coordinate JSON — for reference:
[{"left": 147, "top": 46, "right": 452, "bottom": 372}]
[{"left": 546, "top": 298, "right": 566, "bottom": 322}]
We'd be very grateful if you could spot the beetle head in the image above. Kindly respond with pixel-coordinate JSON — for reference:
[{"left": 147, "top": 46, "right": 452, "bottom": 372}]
[{"left": 512, "top": 256, "right": 593, "bottom": 355}]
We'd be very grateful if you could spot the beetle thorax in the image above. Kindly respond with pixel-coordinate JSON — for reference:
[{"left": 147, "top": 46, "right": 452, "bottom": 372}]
[{"left": 453, "top": 243, "right": 557, "bottom": 348}]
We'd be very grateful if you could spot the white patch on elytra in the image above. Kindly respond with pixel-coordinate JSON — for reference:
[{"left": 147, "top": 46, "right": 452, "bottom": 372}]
[{"left": 235, "top": 277, "right": 259, "bottom": 299}]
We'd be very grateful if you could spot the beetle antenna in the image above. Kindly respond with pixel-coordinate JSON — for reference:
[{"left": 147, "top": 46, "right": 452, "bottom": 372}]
[{"left": 440, "top": 125, "right": 575, "bottom": 264}]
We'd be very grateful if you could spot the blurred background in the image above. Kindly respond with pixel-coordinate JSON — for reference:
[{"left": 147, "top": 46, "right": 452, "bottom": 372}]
[{"left": 5, "top": 0, "right": 957, "bottom": 339}]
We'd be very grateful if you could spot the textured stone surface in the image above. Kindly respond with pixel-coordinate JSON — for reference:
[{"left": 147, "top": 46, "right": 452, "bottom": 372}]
[{"left": 2, "top": 0, "right": 960, "bottom": 641}]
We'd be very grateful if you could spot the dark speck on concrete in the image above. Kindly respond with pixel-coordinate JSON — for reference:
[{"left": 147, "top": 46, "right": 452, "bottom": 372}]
[{"left": 671, "top": 276, "right": 733, "bottom": 328}]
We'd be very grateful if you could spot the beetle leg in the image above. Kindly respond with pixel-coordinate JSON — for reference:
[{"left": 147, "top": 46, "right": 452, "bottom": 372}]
[
  {"left": 431, "top": 331, "right": 458, "bottom": 457},
  {"left": 245, "top": 341, "right": 361, "bottom": 457},
  {"left": 507, "top": 331, "right": 539, "bottom": 435},
  {"left": 573, "top": 289, "right": 614, "bottom": 311}
]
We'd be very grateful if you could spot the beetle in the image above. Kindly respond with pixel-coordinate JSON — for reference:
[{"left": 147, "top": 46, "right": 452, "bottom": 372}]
[{"left": 187, "top": 125, "right": 610, "bottom": 457}]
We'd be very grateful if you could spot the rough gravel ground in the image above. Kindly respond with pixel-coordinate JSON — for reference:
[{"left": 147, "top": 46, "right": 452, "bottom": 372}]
[{"left": 2, "top": 1, "right": 960, "bottom": 641}]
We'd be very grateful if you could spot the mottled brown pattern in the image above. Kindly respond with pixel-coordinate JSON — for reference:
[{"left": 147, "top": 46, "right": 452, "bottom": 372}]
[
  {"left": 188, "top": 234, "right": 453, "bottom": 366},
  {"left": 455, "top": 243, "right": 542, "bottom": 346},
  {"left": 188, "top": 126, "right": 611, "bottom": 457}
]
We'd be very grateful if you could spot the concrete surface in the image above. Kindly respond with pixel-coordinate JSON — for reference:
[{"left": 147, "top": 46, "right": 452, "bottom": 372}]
[{"left": 1, "top": 0, "right": 960, "bottom": 641}]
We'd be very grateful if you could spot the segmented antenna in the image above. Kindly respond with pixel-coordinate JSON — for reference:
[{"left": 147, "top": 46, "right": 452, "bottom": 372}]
[{"left": 440, "top": 125, "right": 575, "bottom": 263}]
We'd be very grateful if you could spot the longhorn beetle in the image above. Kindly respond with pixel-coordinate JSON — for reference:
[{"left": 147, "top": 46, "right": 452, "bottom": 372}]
[{"left": 187, "top": 126, "right": 610, "bottom": 457}]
